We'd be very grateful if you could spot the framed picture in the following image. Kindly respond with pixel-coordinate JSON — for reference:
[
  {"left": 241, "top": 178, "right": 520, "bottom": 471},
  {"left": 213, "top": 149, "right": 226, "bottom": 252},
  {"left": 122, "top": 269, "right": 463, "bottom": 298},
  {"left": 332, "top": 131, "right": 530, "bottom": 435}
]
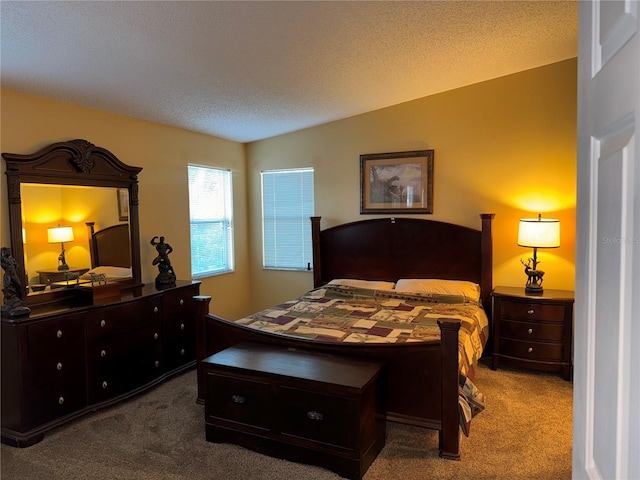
[
  {"left": 117, "top": 188, "right": 129, "bottom": 221},
  {"left": 360, "top": 150, "right": 434, "bottom": 214}
]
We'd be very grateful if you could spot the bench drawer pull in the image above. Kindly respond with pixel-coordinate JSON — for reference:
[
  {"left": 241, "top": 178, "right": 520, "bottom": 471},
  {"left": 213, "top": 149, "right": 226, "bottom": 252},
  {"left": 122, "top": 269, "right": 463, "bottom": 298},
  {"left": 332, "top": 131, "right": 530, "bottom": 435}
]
[
  {"left": 307, "top": 411, "right": 323, "bottom": 421},
  {"left": 231, "top": 395, "right": 245, "bottom": 404}
]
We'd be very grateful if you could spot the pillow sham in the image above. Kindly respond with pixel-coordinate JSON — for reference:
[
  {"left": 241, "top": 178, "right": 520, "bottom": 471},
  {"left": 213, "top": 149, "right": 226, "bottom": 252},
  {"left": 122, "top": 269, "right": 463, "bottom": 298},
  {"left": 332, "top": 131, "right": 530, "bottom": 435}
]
[
  {"left": 81, "top": 266, "right": 132, "bottom": 280},
  {"left": 394, "top": 278, "right": 481, "bottom": 301},
  {"left": 327, "top": 278, "right": 396, "bottom": 290}
]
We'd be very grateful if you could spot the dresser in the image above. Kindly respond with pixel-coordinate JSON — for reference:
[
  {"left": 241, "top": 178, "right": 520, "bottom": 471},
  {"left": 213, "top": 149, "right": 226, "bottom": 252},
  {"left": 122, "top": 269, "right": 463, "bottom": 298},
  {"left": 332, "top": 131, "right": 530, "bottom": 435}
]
[
  {"left": 491, "top": 286, "right": 574, "bottom": 381},
  {"left": 202, "top": 342, "right": 386, "bottom": 480},
  {"left": 1, "top": 280, "right": 200, "bottom": 447}
]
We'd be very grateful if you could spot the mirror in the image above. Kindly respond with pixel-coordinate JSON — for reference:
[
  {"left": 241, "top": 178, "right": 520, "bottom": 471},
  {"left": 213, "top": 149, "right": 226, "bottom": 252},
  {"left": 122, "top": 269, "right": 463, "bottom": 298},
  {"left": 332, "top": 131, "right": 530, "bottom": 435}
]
[
  {"left": 21, "top": 184, "right": 129, "bottom": 293},
  {"left": 3, "top": 139, "right": 143, "bottom": 305}
]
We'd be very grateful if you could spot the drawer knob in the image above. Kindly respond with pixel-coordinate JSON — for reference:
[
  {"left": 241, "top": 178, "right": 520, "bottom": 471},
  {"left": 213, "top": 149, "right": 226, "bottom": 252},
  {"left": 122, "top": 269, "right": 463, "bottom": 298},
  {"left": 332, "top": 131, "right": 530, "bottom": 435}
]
[
  {"left": 179, "top": 299, "right": 184, "bottom": 306},
  {"left": 102, "top": 381, "right": 108, "bottom": 389},
  {"left": 528, "top": 328, "right": 533, "bottom": 334},
  {"left": 307, "top": 410, "right": 324, "bottom": 421},
  {"left": 155, "top": 361, "right": 160, "bottom": 368},
  {"left": 58, "top": 396, "right": 64, "bottom": 405},
  {"left": 527, "top": 347, "right": 533, "bottom": 353},
  {"left": 100, "top": 319, "right": 106, "bottom": 327},
  {"left": 180, "top": 349, "right": 186, "bottom": 356},
  {"left": 154, "top": 333, "right": 159, "bottom": 340},
  {"left": 101, "top": 349, "right": 107, "bottom": 358},
  {"left": 154, "top": 306, "right": 159, "bottom": 314},
  {"left": 180, "top": 323, "right": 185, "bottom": 330},
  {"left": 231, "top": 394, "right": 245, "bottom": 404},
  {"left": 527, "top": 309, "right": 535, "bottom": 315},
  {"left": 57, "top": 362, "right": 63, "bottom": 371},
  {"left": 56, "top": 329, "right": 63, "bottom": 338}
]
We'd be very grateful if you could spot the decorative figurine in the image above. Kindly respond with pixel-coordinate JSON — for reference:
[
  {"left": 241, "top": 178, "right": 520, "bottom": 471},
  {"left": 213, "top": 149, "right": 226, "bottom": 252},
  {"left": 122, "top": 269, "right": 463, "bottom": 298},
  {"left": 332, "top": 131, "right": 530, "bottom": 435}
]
[
  {"left": 150, "top": 235, "right": 176, "bottom": 288},
  {"left": 1, "top": 247, "right": 31, "bottom": 317},
  {"left": 520, "top": 257, "right": 545, "bottom": 294}
]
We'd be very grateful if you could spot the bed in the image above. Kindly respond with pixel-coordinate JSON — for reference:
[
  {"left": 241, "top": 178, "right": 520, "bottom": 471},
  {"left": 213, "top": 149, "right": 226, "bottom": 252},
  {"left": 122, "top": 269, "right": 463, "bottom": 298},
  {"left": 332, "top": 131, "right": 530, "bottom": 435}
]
[
  {"left": 195, "top": 214, "right": 494, "bottom": 460},
  {"left": 83, "top": 222, "right": 134, "bottom": 284}
]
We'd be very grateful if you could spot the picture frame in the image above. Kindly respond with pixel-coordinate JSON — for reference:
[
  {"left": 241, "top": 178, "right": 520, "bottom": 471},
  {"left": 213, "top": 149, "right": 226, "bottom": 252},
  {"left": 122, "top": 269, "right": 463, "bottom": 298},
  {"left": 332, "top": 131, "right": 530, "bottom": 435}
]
[
  {"left": 117, "top": 188, "right": 129, "bottom": 221},
  {"left": 360, "top": 150, "right": 434, "bottom": 214}
]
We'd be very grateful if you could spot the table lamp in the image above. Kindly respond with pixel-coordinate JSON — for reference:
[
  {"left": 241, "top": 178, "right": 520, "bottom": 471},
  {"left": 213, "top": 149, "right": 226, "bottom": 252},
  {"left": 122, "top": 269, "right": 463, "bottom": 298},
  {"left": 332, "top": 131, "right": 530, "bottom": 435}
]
[
  {"left": 518, "top": 214, "right": 560, "bottom": 294},
  {"left": 47, "top": 225, "right": 74, "bottom": 271}
]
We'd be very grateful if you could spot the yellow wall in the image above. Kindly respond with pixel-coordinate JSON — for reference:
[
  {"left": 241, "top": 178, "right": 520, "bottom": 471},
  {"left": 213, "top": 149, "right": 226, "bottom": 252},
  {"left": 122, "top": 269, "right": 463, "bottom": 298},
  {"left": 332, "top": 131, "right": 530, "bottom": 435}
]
[
  {"left": 1, "top": 59, "right": 577, "bottom": 318},
  {"left": 0, "top": 89, "right": 251, "bottom": 320},
  {"left": 246, "top": 59, "right": 577, "bottom": 310}
]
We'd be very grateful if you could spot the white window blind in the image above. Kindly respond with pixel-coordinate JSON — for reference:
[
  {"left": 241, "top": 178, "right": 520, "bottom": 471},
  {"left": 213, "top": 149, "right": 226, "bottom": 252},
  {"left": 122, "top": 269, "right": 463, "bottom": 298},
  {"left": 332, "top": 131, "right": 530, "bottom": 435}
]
[
  {"left": 261, "top": 168, "right": 314, "bottom": 270},
  {"left": 188, "top": 165, "right": 234, "bottom": 277}
]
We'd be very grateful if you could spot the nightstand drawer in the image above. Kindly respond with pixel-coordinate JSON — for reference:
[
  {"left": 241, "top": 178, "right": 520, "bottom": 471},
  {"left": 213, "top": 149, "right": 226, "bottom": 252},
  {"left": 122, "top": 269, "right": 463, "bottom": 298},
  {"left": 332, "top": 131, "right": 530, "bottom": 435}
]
[
  {"left": 500, "top": 319, "right": 564, "bottom": 341},
  {"left": 499, "top": 338, "right": 564, "bottom": 361},
  {"left": 500, "top": 300, "right": 565, "bottom": 322}
]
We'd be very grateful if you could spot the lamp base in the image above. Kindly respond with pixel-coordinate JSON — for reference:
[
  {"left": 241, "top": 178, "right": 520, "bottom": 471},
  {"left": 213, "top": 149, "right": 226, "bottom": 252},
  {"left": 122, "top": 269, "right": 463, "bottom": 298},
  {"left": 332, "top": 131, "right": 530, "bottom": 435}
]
[{"left": 57, "top": 264, "right": 70, "bottom": 271}]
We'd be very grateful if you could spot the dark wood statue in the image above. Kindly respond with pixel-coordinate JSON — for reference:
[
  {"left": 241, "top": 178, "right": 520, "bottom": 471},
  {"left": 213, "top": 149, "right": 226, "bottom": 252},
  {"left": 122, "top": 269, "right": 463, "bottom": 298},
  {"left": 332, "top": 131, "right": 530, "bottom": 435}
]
[
  {"left": 1, "top": 247, "right": 31, "bottom": 317},
  {"left": 521, "top": 257, "right": 545, "bottom": 294},
  {"left": 150, "top": 236, "right": 176, "bottom": 288}
]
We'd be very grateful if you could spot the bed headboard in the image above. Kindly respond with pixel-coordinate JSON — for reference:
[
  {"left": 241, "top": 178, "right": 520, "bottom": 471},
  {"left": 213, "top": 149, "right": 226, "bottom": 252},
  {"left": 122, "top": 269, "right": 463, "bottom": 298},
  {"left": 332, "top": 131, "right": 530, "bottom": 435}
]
[
  {"left": 311, "top": 214, "right": 494, "bottom": 312},
  {"left": 86, "top": 222, "right": 132, "bottom": 269}
]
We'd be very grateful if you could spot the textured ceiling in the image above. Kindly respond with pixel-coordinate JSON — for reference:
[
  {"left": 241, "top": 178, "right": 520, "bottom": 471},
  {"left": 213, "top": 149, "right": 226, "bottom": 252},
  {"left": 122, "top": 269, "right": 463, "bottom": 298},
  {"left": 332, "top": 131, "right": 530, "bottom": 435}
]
[{"left": 1, "top": 1, "right": 578, "bottom": 143}]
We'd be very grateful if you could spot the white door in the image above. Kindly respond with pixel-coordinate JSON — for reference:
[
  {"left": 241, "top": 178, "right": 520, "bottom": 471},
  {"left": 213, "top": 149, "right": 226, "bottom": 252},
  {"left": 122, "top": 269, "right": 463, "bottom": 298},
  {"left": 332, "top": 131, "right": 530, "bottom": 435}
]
[{"left": 574, "top": 1, "right": 640, "bottom": 479}]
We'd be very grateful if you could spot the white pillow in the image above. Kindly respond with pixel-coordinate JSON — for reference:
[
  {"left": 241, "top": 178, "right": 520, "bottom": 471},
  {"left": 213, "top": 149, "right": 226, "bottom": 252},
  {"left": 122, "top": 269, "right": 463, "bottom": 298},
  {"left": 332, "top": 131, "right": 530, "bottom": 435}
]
[
  {"left": 394, "top": 278, "right": 481, "bottom": 301},
  {"left": 327, "top": 279, "right": 396, "bottom": 290},
  {"left": 82, "top": 266, "right": 132, "bottom": 279}
]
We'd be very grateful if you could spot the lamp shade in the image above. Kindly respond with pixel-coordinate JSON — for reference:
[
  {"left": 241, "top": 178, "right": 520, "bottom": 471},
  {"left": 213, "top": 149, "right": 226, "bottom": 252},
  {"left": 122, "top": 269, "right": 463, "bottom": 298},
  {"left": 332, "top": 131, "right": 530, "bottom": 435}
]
[
  {"left": 518, "top": 217, "right": 560, "bottom": 248},
  {"left": 47, "top": 226, "right": 74, "bottom": 244}
]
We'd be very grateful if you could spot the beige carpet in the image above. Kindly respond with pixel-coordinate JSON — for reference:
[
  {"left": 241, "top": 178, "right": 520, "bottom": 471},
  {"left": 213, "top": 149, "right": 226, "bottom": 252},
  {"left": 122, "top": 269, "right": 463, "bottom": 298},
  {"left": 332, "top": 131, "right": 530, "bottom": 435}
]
[{"left": 1, "top": 359, "right": 572, "bottom": 480}]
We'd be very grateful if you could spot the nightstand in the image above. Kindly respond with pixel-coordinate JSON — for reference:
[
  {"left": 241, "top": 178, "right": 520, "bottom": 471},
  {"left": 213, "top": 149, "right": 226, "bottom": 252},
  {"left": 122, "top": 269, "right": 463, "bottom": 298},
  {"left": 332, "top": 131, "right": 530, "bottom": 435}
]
[
  {"left": 491, "top": 286, "right": 574, "bottom": 381},
  {"left": 37, "top": 267, "right": 90, "bottom": 288}
]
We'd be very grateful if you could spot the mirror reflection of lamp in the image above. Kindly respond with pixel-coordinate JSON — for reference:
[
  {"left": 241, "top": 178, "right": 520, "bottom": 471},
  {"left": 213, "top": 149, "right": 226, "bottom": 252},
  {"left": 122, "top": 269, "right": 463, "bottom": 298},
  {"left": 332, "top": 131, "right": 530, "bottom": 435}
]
[
  {"left": 47, "top": 225, "right": 74, "bottom": 271},
  {"left": 518, "top": 214, "right": 560, "bottom": 295}
]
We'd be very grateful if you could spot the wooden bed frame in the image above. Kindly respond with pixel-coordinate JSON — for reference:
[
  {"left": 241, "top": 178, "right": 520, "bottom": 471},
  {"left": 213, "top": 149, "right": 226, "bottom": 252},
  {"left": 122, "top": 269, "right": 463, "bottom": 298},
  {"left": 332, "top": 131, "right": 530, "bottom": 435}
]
[
  {"left": 195, "top": 214, "right": 494, "bottom": 460},
  {"left": 86, "top": 222, "right": 132, "bottom": 269}
]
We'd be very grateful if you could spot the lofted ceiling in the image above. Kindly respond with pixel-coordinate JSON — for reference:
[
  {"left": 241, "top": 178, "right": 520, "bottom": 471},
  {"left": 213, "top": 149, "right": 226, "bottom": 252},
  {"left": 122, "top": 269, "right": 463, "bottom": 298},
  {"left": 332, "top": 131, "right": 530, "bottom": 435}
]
[{"left": 1, "top": 1, "right": 577, "bottom": 143}]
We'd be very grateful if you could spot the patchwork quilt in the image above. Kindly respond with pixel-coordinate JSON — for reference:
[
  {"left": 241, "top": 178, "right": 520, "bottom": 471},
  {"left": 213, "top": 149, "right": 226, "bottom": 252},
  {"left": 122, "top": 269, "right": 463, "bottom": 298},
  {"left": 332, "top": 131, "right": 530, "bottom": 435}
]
[{"left": 231, "top": 284, "right": 489, "bottom": 433}]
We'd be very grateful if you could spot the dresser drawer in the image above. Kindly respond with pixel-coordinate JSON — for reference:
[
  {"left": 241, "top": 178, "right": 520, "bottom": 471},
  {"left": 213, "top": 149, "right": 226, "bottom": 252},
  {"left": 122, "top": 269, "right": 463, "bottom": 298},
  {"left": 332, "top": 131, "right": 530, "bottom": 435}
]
[
  {"left": 27, "top": 314, "right": 85, "bottom": 360},
  {"left": 86, "top": 298, "right": 162, "bottom": 340},
  {"left": 500, "top": 319, "right": 564, "bottom": 342},
  {"left": 279, "top": 385, "right": 357, "bottom": 450},
  {"left": 499, "top": 338, "right": 564, "bottom": 362},
  {"left": 205, "top": 371, "right": 273, "bottom": 431},
  {"left": 500, "top": 300, "right": 565, "bottom": 322},
  {"left": 29, "top": 380, "right": 86, "bottom": 428}
]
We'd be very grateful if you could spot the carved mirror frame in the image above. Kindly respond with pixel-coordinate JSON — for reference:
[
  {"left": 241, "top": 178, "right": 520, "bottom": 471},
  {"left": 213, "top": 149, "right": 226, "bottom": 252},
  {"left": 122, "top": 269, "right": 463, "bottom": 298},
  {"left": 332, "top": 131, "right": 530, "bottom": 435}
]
[{"left": 3, "top": 139, "right": 143, "bottom": 302}]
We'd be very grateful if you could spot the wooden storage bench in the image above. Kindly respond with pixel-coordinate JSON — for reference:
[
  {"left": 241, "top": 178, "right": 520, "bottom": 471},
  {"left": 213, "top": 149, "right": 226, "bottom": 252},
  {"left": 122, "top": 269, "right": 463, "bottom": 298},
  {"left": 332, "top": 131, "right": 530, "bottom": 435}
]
[{"left": 202, "top": 342, "right": 386, "bottom": 480}]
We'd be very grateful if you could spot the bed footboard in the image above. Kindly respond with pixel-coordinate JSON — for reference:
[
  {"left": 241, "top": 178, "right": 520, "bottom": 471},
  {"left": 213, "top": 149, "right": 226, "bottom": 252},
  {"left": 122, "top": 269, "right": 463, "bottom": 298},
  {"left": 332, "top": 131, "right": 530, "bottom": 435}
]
[{"left": 194, "top": 299, "right": 464, "bottom": 459}]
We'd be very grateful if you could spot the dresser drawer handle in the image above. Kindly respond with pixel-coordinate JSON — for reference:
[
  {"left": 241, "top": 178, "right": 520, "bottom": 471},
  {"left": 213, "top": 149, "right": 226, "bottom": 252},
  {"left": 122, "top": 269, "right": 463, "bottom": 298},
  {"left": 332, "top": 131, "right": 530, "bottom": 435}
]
[
  {"left": 527, "top": 309, "right": 535, "bottom": 315},
  {"left": 180, "top": 349, "right": 186, "bottom": 356},
  {"left": 231, "top": 395, "right": 245, "bottom": 404},
  {"left": 102, "top": 381, "right": 108, "bottom": 389},
  {"left": 100, "top": 320, "right": 106, "bottom": 327},
  {"left": 179, "top": 299, "right": 184, "bottom": 306},
  {"left": 180, "top": 323, "right": 185, "bottom": 330},
  {"left": 56, "top": 329, "right": 63, "bottom": 338},
  {"left": 527, "top": 347, "right": 533, "bottom": 353},
  {"left": 528, "top": 328, "right": 533, "bottom": 334},
  {"left": 154, "top": 306, "right": 159, "bottom": 313},
  {"left": 101, "top": 349, "right": 107, "bottom": 358},
  {"left": 155, "top": 361, "right": 160, "bottom": 368},
  {"left": 154, "top": 333, "right": 159, "bottom": 340},
  {"left": 58, "top": 396, "right": 65, "bottom": 405},
  {"left": 57, "top": 362, "right": 63, "bottom": 371},
  {"left": 307, "top": 411, "right": 324, "bottom": 421}
]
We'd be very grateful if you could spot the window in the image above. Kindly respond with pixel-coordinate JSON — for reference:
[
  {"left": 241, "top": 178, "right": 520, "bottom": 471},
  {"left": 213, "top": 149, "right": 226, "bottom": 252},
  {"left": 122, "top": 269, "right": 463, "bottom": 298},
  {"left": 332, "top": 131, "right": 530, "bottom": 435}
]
[
  {"left": 188, "top": 165, "right": 234, "bottom": 277},
  {"left": 261, "top": 168, "right": 314, "bottom": 270}
]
